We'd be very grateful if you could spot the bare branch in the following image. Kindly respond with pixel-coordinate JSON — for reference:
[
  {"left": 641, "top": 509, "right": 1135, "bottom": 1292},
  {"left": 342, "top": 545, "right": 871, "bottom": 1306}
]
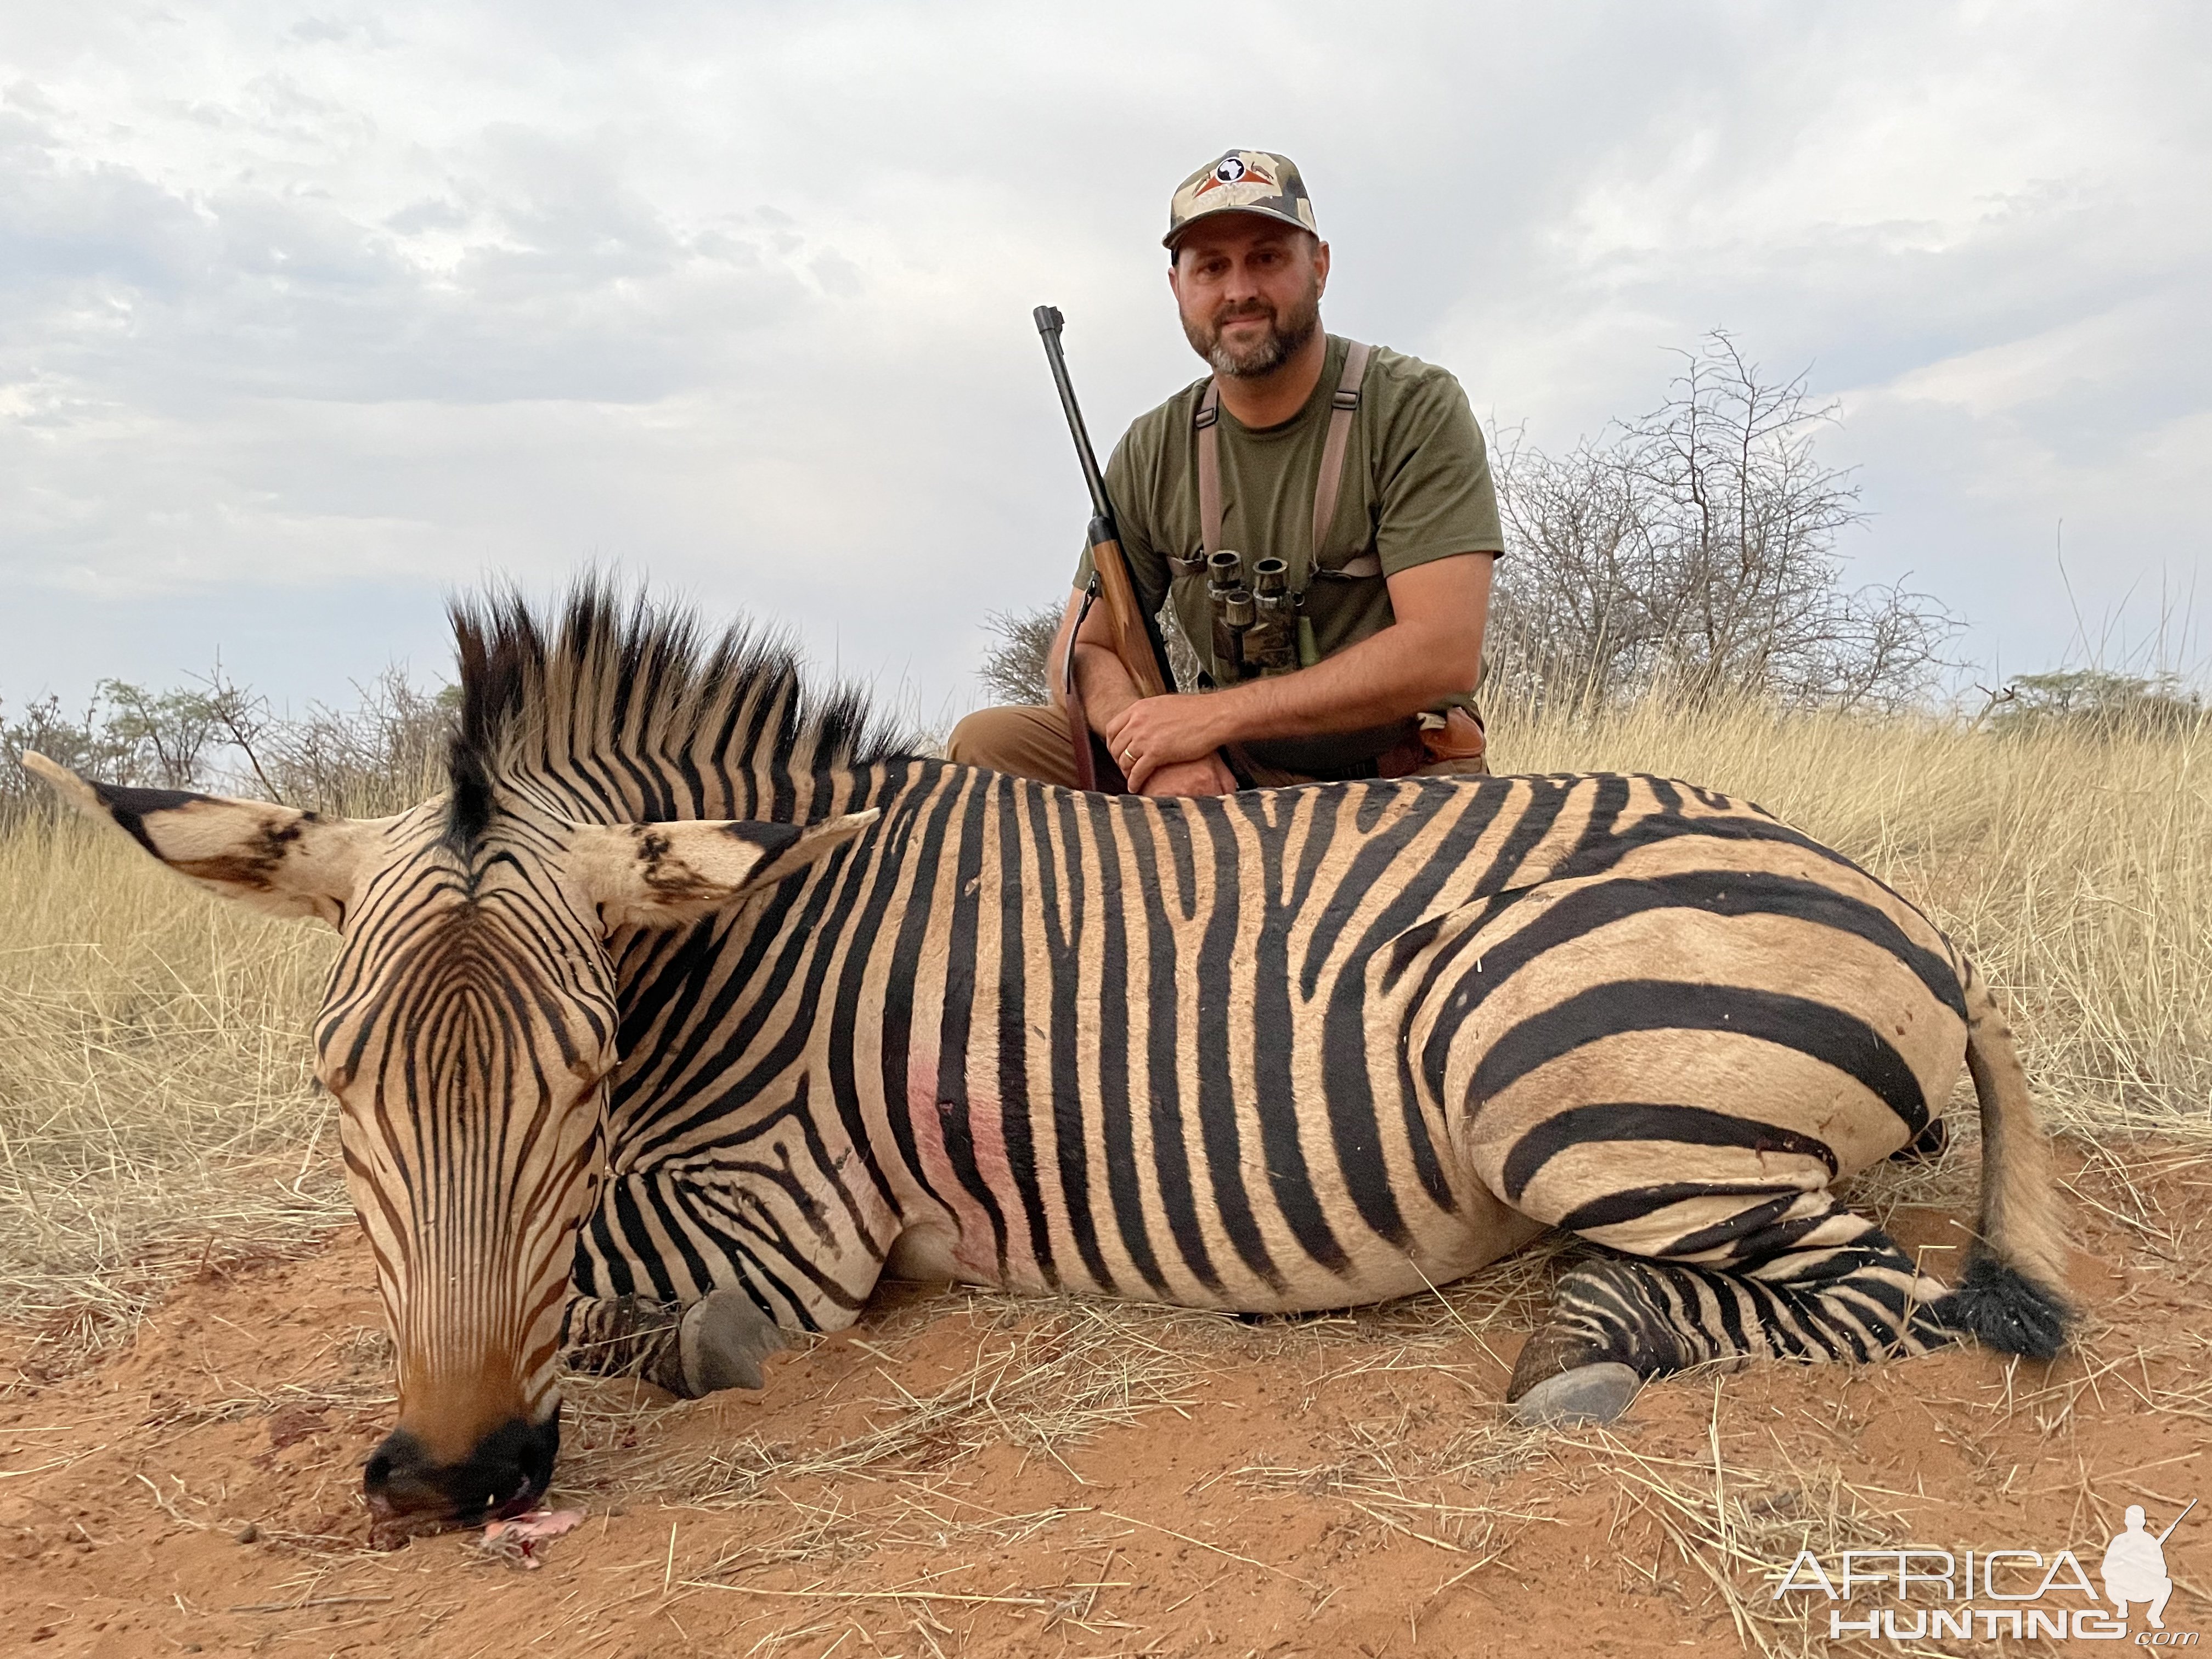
[{"left": 1493, "top": 329, "right": 1950, "bottom": 712}]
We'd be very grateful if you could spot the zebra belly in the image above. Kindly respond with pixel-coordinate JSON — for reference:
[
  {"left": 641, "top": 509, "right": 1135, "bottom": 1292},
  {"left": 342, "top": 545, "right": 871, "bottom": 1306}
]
[
  {"left": 871, "top": 1026, "right": 1548, "bottom": 1309},
  {"left": 882, "top": 1204, "right": 1548, "bottom": 1311},
  {"left": 877, "top": 1033, "right": 1542, "bottom": 1312}
]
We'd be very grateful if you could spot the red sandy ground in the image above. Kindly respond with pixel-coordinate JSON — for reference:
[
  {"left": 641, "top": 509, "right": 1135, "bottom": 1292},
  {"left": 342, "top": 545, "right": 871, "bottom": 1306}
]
[{"left": 1, "top": 1144, "right": 2205, "bottom": 1659}]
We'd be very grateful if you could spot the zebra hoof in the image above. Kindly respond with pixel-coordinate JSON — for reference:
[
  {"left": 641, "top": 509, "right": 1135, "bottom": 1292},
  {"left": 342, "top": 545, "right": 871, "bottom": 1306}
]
[
  {"left": 678, "top": 1290, "right": 785, "bottom": 1396},
  {"left": 1508, "top": 1362, "right": 1641, "bottom": 1427}
]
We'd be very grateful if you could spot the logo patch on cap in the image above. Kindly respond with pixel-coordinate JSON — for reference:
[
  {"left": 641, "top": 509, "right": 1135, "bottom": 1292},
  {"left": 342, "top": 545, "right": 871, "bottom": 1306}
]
[{"left": 1196, "top": 155, "right": 1275, "bottom": 197}]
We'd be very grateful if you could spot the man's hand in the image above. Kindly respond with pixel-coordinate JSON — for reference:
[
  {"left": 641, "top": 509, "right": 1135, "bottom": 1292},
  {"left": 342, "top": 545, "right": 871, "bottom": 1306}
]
[
  {"left": 1104, "top": 695, "right": 1234, "bottom": 794},
  {"left": 1135, "top": 753, "right": 1238, "bottom": 798}
]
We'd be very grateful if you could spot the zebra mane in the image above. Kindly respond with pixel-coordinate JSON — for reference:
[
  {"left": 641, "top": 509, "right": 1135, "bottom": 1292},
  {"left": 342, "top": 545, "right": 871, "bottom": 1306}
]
[{"left": 444, "top": 579, "right": 916, "bottom": 844}]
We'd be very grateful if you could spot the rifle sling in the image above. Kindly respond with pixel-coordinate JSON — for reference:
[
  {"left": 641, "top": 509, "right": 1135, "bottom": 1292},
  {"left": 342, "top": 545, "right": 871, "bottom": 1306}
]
[{"left": 1062, "top": 580, "right": 1100, "bottom": 792}]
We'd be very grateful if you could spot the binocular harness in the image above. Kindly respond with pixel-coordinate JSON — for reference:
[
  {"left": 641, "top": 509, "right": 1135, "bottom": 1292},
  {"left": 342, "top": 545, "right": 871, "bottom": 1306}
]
[{"left": 1185, "top": 341, "right": 1375, "bottom": 687}]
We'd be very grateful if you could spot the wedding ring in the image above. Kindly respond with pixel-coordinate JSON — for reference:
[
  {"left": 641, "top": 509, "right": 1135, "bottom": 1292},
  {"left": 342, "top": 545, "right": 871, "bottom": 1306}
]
[{"left": 1121, "top": 746, "right": 1136, "bottom": 761}]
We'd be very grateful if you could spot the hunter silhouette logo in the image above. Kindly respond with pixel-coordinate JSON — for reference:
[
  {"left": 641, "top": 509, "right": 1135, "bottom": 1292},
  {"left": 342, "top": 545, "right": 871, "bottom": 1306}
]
[
  {"left": 1772, "top": 1497, "right": 2197, "bottom": 1644},
  {"left": 2106, "top": 1502, "right": 2193, "bottom": 1630}
]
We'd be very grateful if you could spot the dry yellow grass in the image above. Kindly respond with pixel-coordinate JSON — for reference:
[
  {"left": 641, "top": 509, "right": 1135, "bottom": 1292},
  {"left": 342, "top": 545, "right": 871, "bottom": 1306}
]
[
  {"left": 0, "top": 811, "right": 345, "bottom": 1359},
  {"left": 2, "top": 698, "right": 2205, "bottom": 1353}
]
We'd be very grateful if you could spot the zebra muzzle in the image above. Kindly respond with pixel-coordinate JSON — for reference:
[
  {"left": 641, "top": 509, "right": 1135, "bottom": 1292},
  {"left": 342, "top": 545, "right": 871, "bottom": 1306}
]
[{"left": 362, "top": 1412, "right": 562, "bottom": 1533}]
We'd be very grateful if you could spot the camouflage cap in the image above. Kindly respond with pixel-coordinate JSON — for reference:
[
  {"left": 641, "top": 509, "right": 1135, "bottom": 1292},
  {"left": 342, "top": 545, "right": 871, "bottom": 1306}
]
[{"left": 1164, "top": 149, "right": 1319, "bottom": 249}]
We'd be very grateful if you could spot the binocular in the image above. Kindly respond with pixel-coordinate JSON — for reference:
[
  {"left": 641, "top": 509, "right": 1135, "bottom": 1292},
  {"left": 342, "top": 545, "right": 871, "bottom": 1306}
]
[{"left": 1205, "top": 551, "right": 1301, "bottom": 681}]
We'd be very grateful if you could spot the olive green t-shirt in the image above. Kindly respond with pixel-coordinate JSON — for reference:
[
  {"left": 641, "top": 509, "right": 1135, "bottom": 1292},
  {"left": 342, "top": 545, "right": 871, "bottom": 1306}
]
[{"left": 1074, "top": 334, "right": 1503, "bottom": 774}]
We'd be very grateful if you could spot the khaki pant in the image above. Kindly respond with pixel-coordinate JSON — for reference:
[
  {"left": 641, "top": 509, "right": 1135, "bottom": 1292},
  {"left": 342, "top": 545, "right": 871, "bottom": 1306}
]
[{"left": 945, "top": 704, "right": 1489, "bottom": 791}]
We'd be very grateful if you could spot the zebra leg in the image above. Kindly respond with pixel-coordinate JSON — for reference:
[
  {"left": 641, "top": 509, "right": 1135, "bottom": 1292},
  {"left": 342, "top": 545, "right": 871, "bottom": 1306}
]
[
  {"left": 678, "top": 1289, "right": 788, "bottom": 1392},
  {"left": 1507, "top": 1193, "right": 1952, "bottom": 1425},
  {"left": 562, "top": 1294, "right": 690, "bottom": 1393},
  {"left": 561, "top": 1290, "right": 787, "bottom": 1397}
]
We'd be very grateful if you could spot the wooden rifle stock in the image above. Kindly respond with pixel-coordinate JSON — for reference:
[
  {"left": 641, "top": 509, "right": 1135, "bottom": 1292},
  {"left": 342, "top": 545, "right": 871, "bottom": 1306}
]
[
  {"left": 1084, "top": 523, "right": 1170, "bottom": 701},
  {"left": 1035, "top": 307, "right": 1172, "bottom": 704}
]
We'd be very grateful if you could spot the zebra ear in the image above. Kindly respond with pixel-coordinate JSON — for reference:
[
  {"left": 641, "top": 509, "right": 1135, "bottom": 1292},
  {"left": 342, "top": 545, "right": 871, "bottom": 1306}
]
[
  {"left": 573, "top": 809, "right": 880, "bottom": 931},
  {"left": 21, "top": 752, "right": 377, "bottom": 928}
]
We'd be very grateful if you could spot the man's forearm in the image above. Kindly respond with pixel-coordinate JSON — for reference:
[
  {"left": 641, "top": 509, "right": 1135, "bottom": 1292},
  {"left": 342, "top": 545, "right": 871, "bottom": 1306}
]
[
  {"left": 1070, "top": 640, "right": 1142, "bottom": 737},
  {"left": 1203, "top": 619, "right": 1479, "bottom": 742},
  {"left": 1044, "top": 591, "right": 1139, "bottom": 735}
]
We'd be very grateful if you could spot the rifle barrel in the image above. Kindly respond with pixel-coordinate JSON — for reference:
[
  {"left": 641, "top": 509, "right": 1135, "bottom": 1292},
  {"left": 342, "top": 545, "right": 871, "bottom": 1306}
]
[
  {"left": 2157, "top": 1498, "right": 2197, "bottom": 1544},
  {"left": 1031, "top": 304, "right": 1172, "bottom": 703},
  {"left": 1033, "top": 306, "right": 1115, "bottom": 528}
]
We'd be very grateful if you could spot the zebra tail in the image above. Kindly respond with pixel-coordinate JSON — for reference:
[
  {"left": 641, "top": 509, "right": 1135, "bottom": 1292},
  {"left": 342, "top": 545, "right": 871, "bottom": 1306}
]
[{"left": 1931, "top": 958, "right": 2075, "bottom": 1361}]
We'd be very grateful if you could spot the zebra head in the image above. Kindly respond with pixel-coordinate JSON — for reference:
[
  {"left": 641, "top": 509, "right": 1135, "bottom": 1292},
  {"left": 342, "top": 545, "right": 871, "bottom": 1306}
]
[{"left": 24, "top": 751, "right": 874, "bottom": 1532}]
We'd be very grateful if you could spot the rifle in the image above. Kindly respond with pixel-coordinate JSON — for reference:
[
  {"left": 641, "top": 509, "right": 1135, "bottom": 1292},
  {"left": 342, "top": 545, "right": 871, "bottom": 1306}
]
[
  {"left": 1033, "top": 308, "right": 1173, "bottom": 792},
  {"left": 2157, "top": 1499, "right": 2196, "bottom": 1545}
]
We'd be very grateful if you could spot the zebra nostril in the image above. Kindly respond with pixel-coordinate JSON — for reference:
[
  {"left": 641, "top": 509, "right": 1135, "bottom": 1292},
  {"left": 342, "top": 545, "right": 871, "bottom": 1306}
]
[{"left": 362, "top": 1427, "right": 439, "bottom": 1519}]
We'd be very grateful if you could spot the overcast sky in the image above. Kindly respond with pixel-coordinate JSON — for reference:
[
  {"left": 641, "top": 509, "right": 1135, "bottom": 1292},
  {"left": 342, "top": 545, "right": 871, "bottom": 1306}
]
[{"left": 4, "top": 2, "right": 2207, "bottom": 727}]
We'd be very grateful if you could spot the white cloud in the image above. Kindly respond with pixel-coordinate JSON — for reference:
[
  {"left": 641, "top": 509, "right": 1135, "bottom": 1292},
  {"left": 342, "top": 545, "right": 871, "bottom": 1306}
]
[{"left": 1, "top": 0, "right": 2205, "bottom": 714}]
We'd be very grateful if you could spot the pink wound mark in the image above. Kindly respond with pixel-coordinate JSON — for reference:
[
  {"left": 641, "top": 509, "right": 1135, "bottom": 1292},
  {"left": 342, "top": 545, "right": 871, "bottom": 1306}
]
[{"left": 906, "top": 1049, "right": 1030, "bottom": 1281}]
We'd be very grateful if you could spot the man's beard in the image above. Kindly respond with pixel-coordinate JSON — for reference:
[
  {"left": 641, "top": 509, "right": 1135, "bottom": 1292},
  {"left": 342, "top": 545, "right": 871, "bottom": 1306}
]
[{"left": 1183, "top": 282, "right": 1322, "bottom": 380}]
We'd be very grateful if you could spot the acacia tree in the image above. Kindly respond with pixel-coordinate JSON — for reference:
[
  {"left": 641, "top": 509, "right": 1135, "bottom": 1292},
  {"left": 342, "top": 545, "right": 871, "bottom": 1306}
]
[
  {"left": 1989, "top": 670, "right": 2206, "bottom": 738},
  {"left": 1492, "top": 331, "right": 1954, "bottom": 711},
  {"left": 254, "top": 667, "right": 455, "bottom": 813}
]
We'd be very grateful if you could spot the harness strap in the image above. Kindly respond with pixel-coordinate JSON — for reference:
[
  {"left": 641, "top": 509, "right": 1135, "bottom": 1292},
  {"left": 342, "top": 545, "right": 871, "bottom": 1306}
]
[
  {"left": 1192, "top": 341, "right": 1378, "bottom": 581},
  {"left": 1193, "top": 380, "right": 1223, "bottom": 569},
  {"left": 1311, "top": 341, "right": 1376, "bottom": 578}
]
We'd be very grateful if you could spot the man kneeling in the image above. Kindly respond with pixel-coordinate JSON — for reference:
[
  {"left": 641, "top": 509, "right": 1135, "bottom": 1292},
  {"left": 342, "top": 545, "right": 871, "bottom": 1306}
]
[{"left": 950, "top": 148, "right": 1502, "bottom": 795}]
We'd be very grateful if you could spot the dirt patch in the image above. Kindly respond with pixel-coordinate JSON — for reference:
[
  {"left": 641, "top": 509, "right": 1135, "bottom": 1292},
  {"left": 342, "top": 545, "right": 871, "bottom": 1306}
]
[{"left": 2, "top": 1141, "right": 2206, "bottom": 1659}]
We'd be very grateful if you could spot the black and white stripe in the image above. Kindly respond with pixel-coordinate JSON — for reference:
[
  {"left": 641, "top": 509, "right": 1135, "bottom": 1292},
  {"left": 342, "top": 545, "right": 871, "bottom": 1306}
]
[
  {"left": 34, "top": 581, "right": 2072, "bottom": 1519},
  {"left": 475, "top": 592, "right": 2068, "bottom": 1404}
]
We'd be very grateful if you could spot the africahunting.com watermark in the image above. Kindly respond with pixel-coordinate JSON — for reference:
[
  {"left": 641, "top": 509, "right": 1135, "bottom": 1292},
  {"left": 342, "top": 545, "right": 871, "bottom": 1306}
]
[{"left": 1774, "top": 1500, "right": 2196, "bottom": 1644}]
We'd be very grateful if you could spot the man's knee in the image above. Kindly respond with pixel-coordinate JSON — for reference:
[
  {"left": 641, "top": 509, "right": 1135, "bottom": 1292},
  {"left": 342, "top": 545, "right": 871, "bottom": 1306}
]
[{"left": 946, "top": 704, "right": 1082, "bottom": 788}]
